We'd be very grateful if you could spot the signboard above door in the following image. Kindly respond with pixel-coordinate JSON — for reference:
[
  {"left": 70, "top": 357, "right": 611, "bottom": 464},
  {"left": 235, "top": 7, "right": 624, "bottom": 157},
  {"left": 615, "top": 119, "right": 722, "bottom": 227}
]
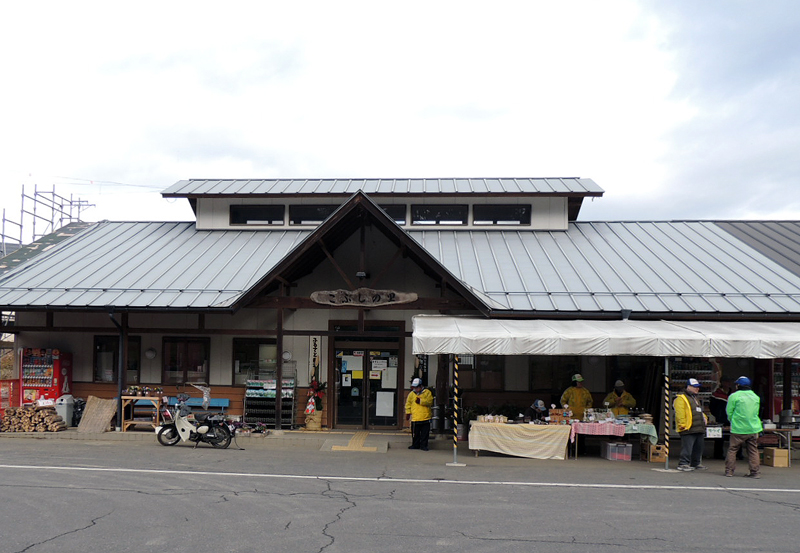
[{"left": 311, "top": 288, "right": 417, "bottom": 307}]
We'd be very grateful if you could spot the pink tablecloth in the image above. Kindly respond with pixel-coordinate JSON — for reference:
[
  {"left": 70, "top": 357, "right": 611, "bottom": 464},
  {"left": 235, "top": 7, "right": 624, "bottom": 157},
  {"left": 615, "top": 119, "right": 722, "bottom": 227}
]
[{"left": 570, "top": 422, "right": 626, "bottom": 442}]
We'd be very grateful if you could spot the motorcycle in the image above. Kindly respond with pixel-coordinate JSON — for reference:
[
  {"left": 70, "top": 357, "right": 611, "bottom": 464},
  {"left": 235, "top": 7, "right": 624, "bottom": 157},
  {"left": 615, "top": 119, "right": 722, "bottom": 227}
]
[{"left": 156, "top": 384, "right": 232, "bottom": 449}]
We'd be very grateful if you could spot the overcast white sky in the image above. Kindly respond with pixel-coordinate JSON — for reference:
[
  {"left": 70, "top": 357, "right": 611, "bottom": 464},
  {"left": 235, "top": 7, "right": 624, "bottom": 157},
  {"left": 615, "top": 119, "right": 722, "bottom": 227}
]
[{"left": 1, "top": 1, "right": 799, "bottom": 241}]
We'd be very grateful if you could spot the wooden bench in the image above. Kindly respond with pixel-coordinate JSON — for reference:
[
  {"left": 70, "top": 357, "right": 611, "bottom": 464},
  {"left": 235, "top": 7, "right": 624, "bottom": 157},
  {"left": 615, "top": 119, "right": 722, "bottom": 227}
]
[{"left": 166, "top": 397, "right": 230, "bottom": 418}]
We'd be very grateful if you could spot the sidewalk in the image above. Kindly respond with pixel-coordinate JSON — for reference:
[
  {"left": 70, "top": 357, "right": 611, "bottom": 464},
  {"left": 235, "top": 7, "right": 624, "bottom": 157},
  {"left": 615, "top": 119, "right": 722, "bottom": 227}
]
[{"left": 2, "top": 427, "right": 798, "bottom": 489}]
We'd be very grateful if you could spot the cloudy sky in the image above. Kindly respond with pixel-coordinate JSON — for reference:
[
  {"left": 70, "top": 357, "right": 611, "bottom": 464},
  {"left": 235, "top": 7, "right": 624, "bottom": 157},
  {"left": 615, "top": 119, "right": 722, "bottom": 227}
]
[{"left": 1, "top": 1, "right": 799, "bottom": 241}]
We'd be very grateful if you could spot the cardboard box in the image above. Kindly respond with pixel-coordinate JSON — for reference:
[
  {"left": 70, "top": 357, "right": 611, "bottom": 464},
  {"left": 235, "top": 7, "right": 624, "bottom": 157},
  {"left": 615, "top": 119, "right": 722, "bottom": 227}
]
[
  {"left": 643, "top": 444, "right": 668, "bottom": 463},
  {"left": 763, "top": 447, "right": 789, "bottom": 467}
]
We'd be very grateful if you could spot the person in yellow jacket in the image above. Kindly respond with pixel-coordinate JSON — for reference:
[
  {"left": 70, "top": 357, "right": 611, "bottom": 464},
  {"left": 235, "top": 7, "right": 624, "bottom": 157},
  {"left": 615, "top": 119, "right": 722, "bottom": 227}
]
[
  {"left": 673, "top": 378, "right": 708, "bottom": 471},
  {"left": 560, "top": 373, "right": 593, "bottom": 421},
  {"left": 405, "top": 378, "right": 434, "bottom": 451},
  {"left": 603, "top": 380, "right": 636, "bottom": 416}
]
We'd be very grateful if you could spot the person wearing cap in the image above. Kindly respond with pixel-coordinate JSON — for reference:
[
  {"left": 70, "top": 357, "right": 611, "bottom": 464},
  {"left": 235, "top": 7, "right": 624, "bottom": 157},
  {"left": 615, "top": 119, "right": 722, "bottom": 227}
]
[
  {"left": 560, "top": 374, "right": 593, "bottom": 421},
  {"left": 674, "top": 377, "right": 708, "bottom": 471},
  {"left": 603, "top": 380, "right": 636, "bottom": 417},
  {"left": 405, "top": 377, "right": 434, "bottom": 451},
  {"left": 524, "top": 399, "right": 549, "bottom": 422},
  {"left": 725, "top": 376, "right": 763, "bottom": 478}
]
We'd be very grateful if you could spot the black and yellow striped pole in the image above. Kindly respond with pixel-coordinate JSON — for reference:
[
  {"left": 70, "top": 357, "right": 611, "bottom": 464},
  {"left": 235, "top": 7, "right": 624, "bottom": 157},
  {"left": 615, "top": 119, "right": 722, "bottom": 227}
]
[
  {"left": 664, "top": 359, "right": 670, "bottom": 470},
  {"left": 447, "top": 354, "right": 465, "bottom": 466}
]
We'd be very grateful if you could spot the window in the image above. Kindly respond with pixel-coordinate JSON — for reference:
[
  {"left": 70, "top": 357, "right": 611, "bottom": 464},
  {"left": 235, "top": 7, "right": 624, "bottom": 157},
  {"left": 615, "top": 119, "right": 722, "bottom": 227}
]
[
  {"left": 411, "top": 205, "right": 468, "bottom": 225},
  {"left": 456, "top": 354, "right": 504, "bottom": 390},
  {"left": 289, "top": 205, "right": 339, "bottom": 225},
  {"left": 94, "top": 336, "right": 141, "bottom": 383},
  {"left": 473, "top": 204, "right": 531, "bottom": 225},
  {"left": 162, "top": 338, "right": 210, "bottom": 384},
  {"left": 379, "top": 205, "right": 407, "bottom": 225},
  {"left": 529, "top": 355, "right": 580, "bottom": 397},
  {"left": 230, "top": 205, "right": 285, "bottom": 225},
  {"left": 232, "top": 338, "right": 277, "bottom": 384}
]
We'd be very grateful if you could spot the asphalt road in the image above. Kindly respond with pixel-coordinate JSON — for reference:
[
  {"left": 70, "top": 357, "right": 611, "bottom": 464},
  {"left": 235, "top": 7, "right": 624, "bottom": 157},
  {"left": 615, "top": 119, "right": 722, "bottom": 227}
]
[{"left": 1, "top": 437, "right": 798, "bottom": 553}]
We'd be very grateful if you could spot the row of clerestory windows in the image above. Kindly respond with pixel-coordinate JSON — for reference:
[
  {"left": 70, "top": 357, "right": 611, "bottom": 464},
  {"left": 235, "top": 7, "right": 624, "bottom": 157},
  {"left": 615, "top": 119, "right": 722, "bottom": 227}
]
[{"left": 230, "top": 204, "right": 532, "bottom": 226}]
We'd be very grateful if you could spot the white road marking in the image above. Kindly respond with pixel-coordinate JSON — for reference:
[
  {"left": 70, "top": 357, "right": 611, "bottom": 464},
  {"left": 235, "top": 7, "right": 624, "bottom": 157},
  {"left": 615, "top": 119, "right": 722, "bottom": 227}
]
[{"left": 0, "top": 463, "right": 797, "bottom": 494}]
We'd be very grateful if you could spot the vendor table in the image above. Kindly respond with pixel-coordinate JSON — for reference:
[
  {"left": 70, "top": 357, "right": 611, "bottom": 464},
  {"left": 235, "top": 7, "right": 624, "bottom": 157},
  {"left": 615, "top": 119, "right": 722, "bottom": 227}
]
[
  {"left": 570, "top": 422, "right": 658, "bottom": 459},
  {"left": 120, "top": 395, "right": 163, "bottom": 432},
  {"left": 469, "top": 422, "right": 572, "bottom": 460}
]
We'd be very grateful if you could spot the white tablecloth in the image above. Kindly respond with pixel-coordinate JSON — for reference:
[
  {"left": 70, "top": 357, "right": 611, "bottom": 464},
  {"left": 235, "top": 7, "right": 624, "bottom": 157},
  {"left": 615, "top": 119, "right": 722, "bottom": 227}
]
[{"left": 468, "top": 422, "right": 572, "bottom": 460}]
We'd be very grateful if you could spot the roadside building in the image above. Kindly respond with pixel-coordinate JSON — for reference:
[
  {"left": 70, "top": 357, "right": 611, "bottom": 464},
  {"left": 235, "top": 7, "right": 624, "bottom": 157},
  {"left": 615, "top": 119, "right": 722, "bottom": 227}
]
[{"left": 1, "top": 178, "right": 799, "bottom": 435}]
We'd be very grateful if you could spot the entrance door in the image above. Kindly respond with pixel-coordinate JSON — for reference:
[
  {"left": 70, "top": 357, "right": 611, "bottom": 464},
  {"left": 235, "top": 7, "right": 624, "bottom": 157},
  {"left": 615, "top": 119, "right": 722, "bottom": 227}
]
[{"left": 334, "top": 342, "right": 400, "bottom": 429}]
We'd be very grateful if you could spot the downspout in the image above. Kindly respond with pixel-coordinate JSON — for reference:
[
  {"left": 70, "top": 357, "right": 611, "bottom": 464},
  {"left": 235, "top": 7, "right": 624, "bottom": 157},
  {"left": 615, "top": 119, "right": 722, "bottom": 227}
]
[{"left": 109, "top": 312, "right": 125, "bottom": 432}]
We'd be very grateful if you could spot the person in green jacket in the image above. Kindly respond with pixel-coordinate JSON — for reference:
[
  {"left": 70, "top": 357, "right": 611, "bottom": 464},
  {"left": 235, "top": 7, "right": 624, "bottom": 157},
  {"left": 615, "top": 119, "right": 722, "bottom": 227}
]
[
  {"left": 725, "top": 376, "right": 763, "bottom": 478},
  {"left": 405, "top": 378, "right": 434, "bottom": 451}
]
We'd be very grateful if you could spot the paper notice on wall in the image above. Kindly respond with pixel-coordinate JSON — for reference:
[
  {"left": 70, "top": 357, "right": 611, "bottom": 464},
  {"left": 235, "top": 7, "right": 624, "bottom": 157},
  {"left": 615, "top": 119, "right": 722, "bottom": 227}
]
[
  {"left": 370, "top": 370, "right": 382, "bottom": 379},
  {"left": 352, "top": 371, "right": 363, "bottom": 379},
  {"left": 341, "top": 355, "right": 363, "bottom": 373},
  {"left": 376, "top": 391, "right": 394, "bottom": 417},
  {"left": 342, "top": 374, "right": 351, "bottom": 386},
  {"left": 381, "top": 365, "right": 397, "bottom": 389},
  {"left": 372, "top": 359, "right": 388, "bottom": 370}
]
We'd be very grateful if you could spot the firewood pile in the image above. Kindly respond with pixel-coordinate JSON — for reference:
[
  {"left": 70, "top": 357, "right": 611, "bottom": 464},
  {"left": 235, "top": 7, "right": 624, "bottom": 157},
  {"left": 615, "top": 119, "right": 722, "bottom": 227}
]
[{"left": 1, "top": 405, "right": 68, "bottom": 432}]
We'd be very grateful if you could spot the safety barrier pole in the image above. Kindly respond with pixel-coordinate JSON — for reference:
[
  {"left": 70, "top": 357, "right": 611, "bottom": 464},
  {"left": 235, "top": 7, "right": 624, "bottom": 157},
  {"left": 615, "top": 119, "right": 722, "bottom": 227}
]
[
  {"left": 664, "top": 358, "right": 670, "bottom": 470},
  {"left": 447, "top": 354, "right": 465, "bottom": 466}
]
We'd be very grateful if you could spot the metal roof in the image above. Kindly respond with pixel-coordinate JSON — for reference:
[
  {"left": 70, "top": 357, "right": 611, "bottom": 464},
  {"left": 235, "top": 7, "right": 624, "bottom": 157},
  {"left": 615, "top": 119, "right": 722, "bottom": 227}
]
[
  {"left": 2, "top": 219, "right": 800, "bottom": 316},
  {"left": 0, "top": 222, "right": 310, "bottom": 310},
  {"left": 162, "top": 178, "right": 604, "bottom": 197},
  {"left": 716, "top": 221, "right": 800, "bottom": 276},
  {"left": 408, "top": 221, "right": 800, "bottom": 315}
]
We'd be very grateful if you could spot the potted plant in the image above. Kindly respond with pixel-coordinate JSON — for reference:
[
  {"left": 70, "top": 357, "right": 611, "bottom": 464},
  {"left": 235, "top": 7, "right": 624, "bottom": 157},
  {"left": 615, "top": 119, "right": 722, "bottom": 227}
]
[
  {"left": 305, "top": 378, "right": 327, "bottom": 430},
  {"left": 233, "top": 421, "right": 252, "bottom": 437},
  {"left": 308, "top": 377, "right": 327, "bottom": 411}
]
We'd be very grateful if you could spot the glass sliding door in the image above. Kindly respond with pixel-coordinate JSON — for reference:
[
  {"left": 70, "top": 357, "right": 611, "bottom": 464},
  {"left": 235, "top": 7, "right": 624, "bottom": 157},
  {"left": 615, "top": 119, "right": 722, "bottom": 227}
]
[{"left": 334, "top": 343, "right": 400, "bottom": 429}]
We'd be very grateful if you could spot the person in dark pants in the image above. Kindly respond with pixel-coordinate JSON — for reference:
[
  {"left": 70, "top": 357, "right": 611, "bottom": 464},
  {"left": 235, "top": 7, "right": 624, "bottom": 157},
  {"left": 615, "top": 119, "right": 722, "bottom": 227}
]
[
  {"left": 725, "top": 376, "right": 763, "bottom": 478},
  {"left": 674, "top": 378, "right": 708, "bottom": 471},
  {"left": 405, "top": 378, "right": 433, "bottom": 451}
]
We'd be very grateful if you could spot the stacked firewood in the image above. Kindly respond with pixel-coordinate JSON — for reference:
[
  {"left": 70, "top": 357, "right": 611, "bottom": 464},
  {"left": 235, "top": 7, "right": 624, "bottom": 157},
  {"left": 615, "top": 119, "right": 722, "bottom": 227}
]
[{"left": 0, "top": 405, "right": 68, "bottom": 432}]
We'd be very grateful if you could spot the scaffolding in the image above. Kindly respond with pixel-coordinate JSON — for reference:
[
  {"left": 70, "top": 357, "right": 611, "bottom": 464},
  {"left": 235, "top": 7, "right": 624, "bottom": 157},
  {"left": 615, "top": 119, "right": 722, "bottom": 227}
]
[{"left": 1, "top": 185, "right": 94, "bottom": 257}]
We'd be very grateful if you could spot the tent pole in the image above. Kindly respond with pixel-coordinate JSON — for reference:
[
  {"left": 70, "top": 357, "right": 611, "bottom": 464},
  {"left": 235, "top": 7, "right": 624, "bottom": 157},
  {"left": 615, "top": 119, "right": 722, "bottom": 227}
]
[
  {"left": 447, "top": 354, "right": 465, "bottom": 467},
  {"left": 664, "top": 358, "right": 670, "bottom": 470}
]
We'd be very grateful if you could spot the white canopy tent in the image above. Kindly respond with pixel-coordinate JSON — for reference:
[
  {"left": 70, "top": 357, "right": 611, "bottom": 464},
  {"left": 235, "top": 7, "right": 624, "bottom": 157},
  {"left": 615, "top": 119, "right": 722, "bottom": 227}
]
[
  {"left": 412, "top": 315, "right": 800, "bottom": 359},
  {"left": 413, "top": 315, "right": 800, "bottom": 467}
]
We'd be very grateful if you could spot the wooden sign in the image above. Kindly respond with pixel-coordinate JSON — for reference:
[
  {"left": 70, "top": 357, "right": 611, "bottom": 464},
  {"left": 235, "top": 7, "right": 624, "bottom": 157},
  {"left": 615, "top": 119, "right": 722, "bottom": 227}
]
[{"left": 310, "top": 288, "right": 418, "bottom": 307}]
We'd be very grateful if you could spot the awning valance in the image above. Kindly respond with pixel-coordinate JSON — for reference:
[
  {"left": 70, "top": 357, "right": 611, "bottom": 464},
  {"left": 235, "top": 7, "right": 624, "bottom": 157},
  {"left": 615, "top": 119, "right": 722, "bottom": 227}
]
[{"left": 412, "top": 315, "right": 800, "bottom": 359}]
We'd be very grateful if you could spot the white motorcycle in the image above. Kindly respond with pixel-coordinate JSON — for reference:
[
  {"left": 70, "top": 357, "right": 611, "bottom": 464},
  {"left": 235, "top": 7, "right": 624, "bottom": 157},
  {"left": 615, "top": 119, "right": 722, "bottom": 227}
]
[{"left": 157, "top": 384, "right": 232, "bottom": 449}]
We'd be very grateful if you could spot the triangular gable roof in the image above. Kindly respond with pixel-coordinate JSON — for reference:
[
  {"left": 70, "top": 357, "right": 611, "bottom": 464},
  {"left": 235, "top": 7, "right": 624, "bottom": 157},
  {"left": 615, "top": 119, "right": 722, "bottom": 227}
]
[{"left": 234, "top": 190, "right": 492, "bottom": 314}]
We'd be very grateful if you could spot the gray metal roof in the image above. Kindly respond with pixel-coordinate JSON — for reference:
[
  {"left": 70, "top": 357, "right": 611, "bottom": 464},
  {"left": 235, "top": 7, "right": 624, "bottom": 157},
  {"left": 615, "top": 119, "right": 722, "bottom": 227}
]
[
  {"left": 408, "top": 221, "right": 800, "bottom": 314},
  {"left": 162, "top": 178, "right": 604, "bottom": 197},
  {"left": 0, "top": 222, "right": 310, "bottom": 309},
  {"left": 2, "top": 219, "right": 800, "bottom": 316},
  {"left": 716, "top": 221, "right": 800, "bottom": 276}
]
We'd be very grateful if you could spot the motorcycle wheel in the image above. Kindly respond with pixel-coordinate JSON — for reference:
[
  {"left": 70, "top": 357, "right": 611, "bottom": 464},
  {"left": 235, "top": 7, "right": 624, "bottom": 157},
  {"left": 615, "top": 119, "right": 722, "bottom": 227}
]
[
  {"left": 157, "top": 425, "right": 181, "bottom": 446},
  {"left": 208, "top": 424, "right": 232, "bottom": 449}
]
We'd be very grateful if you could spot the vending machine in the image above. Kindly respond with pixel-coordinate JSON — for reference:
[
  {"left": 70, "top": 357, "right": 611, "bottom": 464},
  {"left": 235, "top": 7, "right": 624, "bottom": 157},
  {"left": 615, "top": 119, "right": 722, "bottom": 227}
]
[{"left": 18, "top": 348, "right": 73, "bottom": 404}]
